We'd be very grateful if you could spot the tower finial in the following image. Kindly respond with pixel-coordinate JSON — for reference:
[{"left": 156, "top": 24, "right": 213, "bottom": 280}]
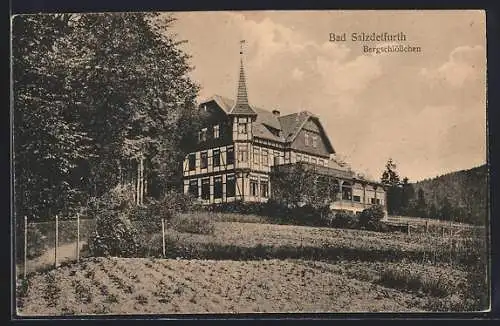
[
  {"left": 240, "top": 39, "right": 245, "bottom": 55},
  {"left": 229, "top": 40, "right": 256, "bottom": 116}
]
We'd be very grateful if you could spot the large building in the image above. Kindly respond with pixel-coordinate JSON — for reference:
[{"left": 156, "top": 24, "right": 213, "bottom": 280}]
[{"left": 182, "top": 45, "right": 387, "bottom": 215}]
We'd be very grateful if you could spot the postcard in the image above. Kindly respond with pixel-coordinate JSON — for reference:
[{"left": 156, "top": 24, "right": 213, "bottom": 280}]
[{"left": 12, "top": 10, "right": 488, "bottom": 316}]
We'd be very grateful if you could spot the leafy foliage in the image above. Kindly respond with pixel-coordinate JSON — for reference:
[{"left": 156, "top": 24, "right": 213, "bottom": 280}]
[
  {"left": 358, "top": 205, "right": 386, "bottom": 231},
  {"left": 87, "top": 185, "right": 140, "bottom": 257},
  {"left": 269, "top": 163, "right": 339, "bottom": 209},
  {"left": 412, "top": 165, "right": 488, "bottom": 225},
  {"left": 13, "top": 13, "right": 200, "bottom": 222},
  {"left": 330, "top": 211, "right": 359, "bottom": 229},
  {"left": 380, "top": 157, "right": 487, "bottom": 225}
]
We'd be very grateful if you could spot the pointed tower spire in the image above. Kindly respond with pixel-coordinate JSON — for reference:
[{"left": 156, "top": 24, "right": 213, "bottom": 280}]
[{"left": 229, "top": 40, "right": 257, "bottom": 116}]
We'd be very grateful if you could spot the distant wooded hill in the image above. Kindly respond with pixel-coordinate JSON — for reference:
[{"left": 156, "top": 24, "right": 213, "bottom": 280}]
[{"left": 397, "top": 165, "right": 488, "bottom": 225}]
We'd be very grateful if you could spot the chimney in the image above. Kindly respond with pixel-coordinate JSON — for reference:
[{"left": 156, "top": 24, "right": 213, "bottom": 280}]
[{"left": 272, "top": 109, "right": 280, "bottom": 116}]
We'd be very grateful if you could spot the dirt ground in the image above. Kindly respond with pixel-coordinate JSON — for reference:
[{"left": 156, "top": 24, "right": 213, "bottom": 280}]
[
  {"left": 17, "top": 257, "right": 433, "bottom": 315},
  {"left": 16, "top": 241, "right": 87, "bottom": 276}
]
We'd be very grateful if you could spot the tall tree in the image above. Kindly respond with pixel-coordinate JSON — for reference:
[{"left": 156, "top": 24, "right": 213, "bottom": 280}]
[
  {"left": 400, "top": 177, "right": 415, "bottom": 215},
  {"left": 13, "top": 13, "right": 200, "bottom": 220},
  {"left": 50, "top": 13, "right": 200, "bottom": 197},
  {"left": 415, "top": 188, "right": 427, "bottom": 217},
  {"left": 13, "top": 15, "right": 93, "bottom": 220},
  {"left": 380, "top": 158, "right": 402, "bottom": 215}
]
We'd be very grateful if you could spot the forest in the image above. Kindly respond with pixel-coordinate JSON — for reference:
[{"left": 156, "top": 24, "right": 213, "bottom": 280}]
[
  {"left": 13, "top": 13, "right": 201, "bottom": 222},
  {"left": 381, "top": 160, "right": 488, "bottom": 225}
]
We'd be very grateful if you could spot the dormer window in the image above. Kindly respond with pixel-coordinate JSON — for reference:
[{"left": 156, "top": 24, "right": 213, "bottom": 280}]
[
  {"left": 305, "top": 133, "right": 310, "bottom": 146},
  {"left": 213, "top": 124, "right": 220, "bottom": 139}
]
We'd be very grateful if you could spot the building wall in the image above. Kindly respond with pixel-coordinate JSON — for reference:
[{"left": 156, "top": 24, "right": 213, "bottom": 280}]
[
  {"left": 183, "top": 145, "right": 235, "bottom": 177},
  {"left": 182, "top": 105, "right": 386, "bottom": 213},
  {"left": 183, "top": 171, "right": 271, "bottom": 204}
]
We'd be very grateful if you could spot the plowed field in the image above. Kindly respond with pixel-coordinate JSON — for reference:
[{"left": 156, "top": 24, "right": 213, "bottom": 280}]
[{"left": 17, "top": 257, "right": 433, "bottom": 315}]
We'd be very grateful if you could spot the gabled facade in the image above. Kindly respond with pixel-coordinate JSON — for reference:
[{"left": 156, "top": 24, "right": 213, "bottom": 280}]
[{"left": 182, "top": 46, "right": 387, "bottom": 215}]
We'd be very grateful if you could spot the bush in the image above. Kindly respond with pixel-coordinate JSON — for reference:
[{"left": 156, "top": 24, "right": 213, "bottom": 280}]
[
  {"left": 359, "top": 205, "right": 386, "bottom": 231},
  {"left": 330, "top": 210, "right": 358, "bottom": 229},
  {"left": 145, "top": 190, "right": 200, "bottom": 221},
  {"left": 87, "top": 185, "right": 140, "bottom": 257},
  {"left": 170, "top": 213, "right": 215, "bottom": 235}
]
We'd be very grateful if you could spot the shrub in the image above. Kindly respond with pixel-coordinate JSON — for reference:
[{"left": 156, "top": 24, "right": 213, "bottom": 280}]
[
  {"left": 330, "top": 210, "right": 358, "bottom": 229},
  {"left": 359, "top": 205, "right": 386, "bottom": 231},
  {"left": 145, "top": 191, "right": 200, "bottom": 221},
  {"left": 170, "top": 213, "right": 215, "bottom": 235},
  {"left": 87, "top": 185, "right": 140, "bottom": 258}
]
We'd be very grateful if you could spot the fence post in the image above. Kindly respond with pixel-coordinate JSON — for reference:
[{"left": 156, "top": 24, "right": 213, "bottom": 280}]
[
  {"left": 425, "top": 221, "right": 429, "bottom": 234},
  {"left": 54, "top": 215, "right": 59, "bottom": 268},
  {"left": 442, "top": 225, "right": 445, "bottom": 237},
  {"left": 24, "top": 215, "right": 27, "bottom": 279},
  {"left": 449, "top": 221, "right": 453, "bottom": 237},
  {"left": 407, "top": 222, "right": 410, "bottom": 236},
  {"left": 76, "top": 213, "right": 80, "bottom": 263},
  {"left": 162, "top": 218, "right": 166, "bottom": 257}
]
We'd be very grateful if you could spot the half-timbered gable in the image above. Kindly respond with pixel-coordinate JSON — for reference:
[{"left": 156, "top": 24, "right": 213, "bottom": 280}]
[{"left": 288, "top": 116, "right": 334, "bottom": 159}]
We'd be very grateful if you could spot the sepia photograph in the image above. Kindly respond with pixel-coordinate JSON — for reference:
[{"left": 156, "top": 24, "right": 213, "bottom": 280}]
[{"left": 12, "top": 10, "right": 489, "bottom": 316}]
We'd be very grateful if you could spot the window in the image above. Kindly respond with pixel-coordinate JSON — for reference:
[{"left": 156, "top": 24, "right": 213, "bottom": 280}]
[
  {"left": 311, "top": 157, "right": 317, "bottom": 165},
  {"left": 296, "top": 154, "right": 302, "bottom": 162},
  {"left": 199, "top": 128, "right": 207, "bottom": 142},
  {"left": 213, "top": 149, "right": 221, "bottom": 167},
  {"left": 370, "top": 198, "right": 376, "bottom": 204},
  {"left": 201, "top": 178, "right": 210, "bottom": 200},
  {"left": 318, "top": 159, "right": 324, "bottom": 166},
  {"left": 260, "top": 178, "right": 269, "bottom": 198},
  {"left": 214, "top": 176, "right": 222, "bottom": 199},
  {"left": 312, "top": 136, "right": 318, "bottom": 148},
  {"left": 250, "top": 178, "right": 259, "bottom": 197},
  {"left": 342, "top": 187, "right": 352, "bottom": 200},
  {"left": 253, "top": 148, "right": 260, "bottom": 164},
  {"left": 200, "top": 151, "right": 208, "bottom": 169},
  {"left": 213, "top": 124, "right": 220, "bottom": 139},
  {"left": 273, "top": 155, "right": 280, "bottom": 166},
  {"left": 188, "top": 180, "right": 198, "bottom": 198},
  {"left": 353, "top": 195, "right": 361, "bottom": 202},
  {"left": 226, "top": 146, "right": 234, "bottom": 165},
  {"left": 188, "top": 153, "right": 196, "bottom": 170},
  {"left": 376, "top": 198, "right": 381, "bottom": 205},
  {"left": 261, "top": 149, "right": 269, "bottom": 166},
  {"left": 238, "top": 122, "right": 247, "bottom": 134},
  {"left": 305, "top": 133, "right": 310, "bottom": 146},
  {"left": 226, "top": 174, "right": 236, "bottom": 197},
  {"left": 237, "top": 144, "right": 248, "bottom": 162}
]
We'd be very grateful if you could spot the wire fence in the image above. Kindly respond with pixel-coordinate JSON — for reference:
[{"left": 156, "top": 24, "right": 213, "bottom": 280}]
[
  {"left": 16, "top": 216, "right": 172, "bottom": 278},
  {"left": 16, "top": 215, "right": 96, "bottom": 278},
  {"left": 384, "top": 215, "right": 485, "bottom": 237},
  {"left": 17, "top": 212, "right": 486, "bottom": 278}
]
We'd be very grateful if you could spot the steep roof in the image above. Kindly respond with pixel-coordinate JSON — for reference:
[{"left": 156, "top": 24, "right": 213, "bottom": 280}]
[
  {"left": 228, "top": 58, "right": 257, "bottom": 116},
  {"left": 199, "top": 95, "right": 334, "bottom": 152}
]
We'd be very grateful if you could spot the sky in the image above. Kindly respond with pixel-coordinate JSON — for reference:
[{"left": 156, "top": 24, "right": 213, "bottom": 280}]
[{"left": 166, "top": 10, "right": 486, "bottom": 182}]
